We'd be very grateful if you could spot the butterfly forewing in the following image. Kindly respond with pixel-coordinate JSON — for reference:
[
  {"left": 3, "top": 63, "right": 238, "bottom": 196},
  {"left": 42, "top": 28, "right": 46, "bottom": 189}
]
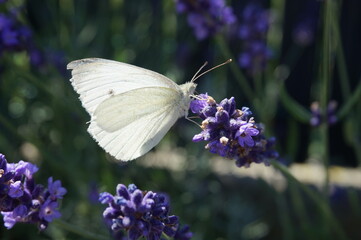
[{"left": 68, "top": 58, "right": 181, "bottom": 115}]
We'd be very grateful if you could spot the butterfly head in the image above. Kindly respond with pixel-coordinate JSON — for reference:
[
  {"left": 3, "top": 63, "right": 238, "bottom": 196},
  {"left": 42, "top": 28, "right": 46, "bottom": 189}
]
[
  {"left": 178, "top": 82, "right": 197, "bottom": 117},
  {"left": 180, "top": 82, "right": 197, "bottom": 98}
]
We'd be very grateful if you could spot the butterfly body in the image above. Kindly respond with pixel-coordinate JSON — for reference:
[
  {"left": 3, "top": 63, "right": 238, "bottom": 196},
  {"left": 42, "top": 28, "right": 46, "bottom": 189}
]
[{"left": 68, "top": 58, "right": 196, "bottom": 161}]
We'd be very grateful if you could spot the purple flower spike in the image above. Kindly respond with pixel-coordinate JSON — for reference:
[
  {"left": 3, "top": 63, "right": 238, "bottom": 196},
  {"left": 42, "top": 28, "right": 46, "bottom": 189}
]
[
  {"left": 174, "top": 0, "right": 236, "bottom": 40},
  {"left": 0, "top": 153, "right": 66, "bottom": 230},
  {"left": 99, "top": 184, "right": 192, "bottom": 240},
  {"left": 238, "top": 4, "right": 271, "bottom": 74},
  {"left": 191, "top": 94, "right": 278, "bottom": 168}
]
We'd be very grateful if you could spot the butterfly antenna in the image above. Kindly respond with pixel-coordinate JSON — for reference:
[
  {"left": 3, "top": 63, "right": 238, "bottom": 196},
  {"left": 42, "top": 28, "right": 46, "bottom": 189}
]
[
  {"left": 191, "top": 59, "right": 232, "bottom": 82},
  {"left": 191, "top": 61, "right": 208, "bottom": 82}
]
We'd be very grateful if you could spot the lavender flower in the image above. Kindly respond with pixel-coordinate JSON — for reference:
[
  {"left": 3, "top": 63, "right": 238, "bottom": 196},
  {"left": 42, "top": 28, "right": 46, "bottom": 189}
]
[
  {"left": 310, "top": 101, "right": 337, "bottom": 127},
  {"left": 191, "top": 93, "right": 278, "bottom": 168},
  {"left": 0, "top": 12, "right": 32, "bottom": 54},
  {"left": 238, "top": 4, "right": 271, "bottom": 74},
  {"left": 0, "top": 5, "right": 66, "bottom": 73},
  {"left": 175, "top": 0, "right": 236, "bottom": 40},
  {"left": 99, "top": 184, "right": 192, "bottom": 240},
  {"left": 0, "top": 153, "right": 66, "bottom": 230}
]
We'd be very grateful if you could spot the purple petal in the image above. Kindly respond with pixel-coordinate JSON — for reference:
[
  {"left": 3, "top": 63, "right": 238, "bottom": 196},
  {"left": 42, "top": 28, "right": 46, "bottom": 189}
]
[
  {"left": 48, "top": 177, "right": 67, "bottom": 199},
  {"left": 1, "top": 211, "right": 16, "bottom": 229},
  {"left": 246, "top": 127, "right": 259, "bottom": 136},
  {"left": 99, "top": 192, "right": 114, "bottom": 204},
  {"left": 192, "top": 133, "right": 205, "bottom": 142},
  {"left": 39, "top": 200, "right": 61, "bottom": 222},
  {"left": 8, "top": 181, "right": 23, "bottom": 198},
  {"left": 116, "top": 184, "right": 130, "bottom": 200}
]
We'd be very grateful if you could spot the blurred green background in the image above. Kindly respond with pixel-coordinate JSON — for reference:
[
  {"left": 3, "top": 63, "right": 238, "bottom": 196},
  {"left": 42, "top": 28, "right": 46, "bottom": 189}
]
[{"left": 1, "top": 0, "right": 361, "bottom": 239}]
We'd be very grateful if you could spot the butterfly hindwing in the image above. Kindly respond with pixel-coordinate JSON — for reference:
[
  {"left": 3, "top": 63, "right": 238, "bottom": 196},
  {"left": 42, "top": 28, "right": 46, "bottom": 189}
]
[
  {"left": 94, "top": 87, "right": 181, "bottom": 132},
  {"left": 89, "top": 87, "right": 182, "bottom": 161}
]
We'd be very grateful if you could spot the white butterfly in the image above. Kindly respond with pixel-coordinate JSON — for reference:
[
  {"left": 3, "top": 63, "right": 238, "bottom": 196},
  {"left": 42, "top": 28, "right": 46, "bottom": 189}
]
[{"left": 67, "top": 58, "right": 197, "bottom": 161}]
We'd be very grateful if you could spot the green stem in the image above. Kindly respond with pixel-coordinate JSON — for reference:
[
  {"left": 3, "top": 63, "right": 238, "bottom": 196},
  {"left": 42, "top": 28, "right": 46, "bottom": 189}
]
[
  {"left": 348, "top": 189, "right": 361, "bottom": 218},
  {"left": 336, "top": 77, "right": 361, "bottom": 120},
  {"left": 271, "top": 161, "right": 349, "bottom": 240},
  {"left": 352, "top": 131, "right": 361, "bottom": 167},
  {"left": 333, "top": 17, "right": 351, "bottom": 99},
  {"left": 54, "top": 220, "right": 109, "bottom": 240},
  {"left": 276, "top": 193, "right": 294, "bottom": 240},
  {"left": 254, "top": 72, "right": 263, "bottom": 101},
  {"left": 215, "top": 35, "right": 254, "bottom": 103},
  {"left": 320, "top": 0, "right": 334, "bottom": 197},
  {"left": 289, "top": 183, "right": 313, "bottom": 239},
  {"left": 330, "top": 0, "right": 361, "bottom": 166},
  {"left": 268, "top": 0, "right": 286, "bottom": 60},
  {"left": 279, "top": 87, "right": 312, "bottom": 123}
]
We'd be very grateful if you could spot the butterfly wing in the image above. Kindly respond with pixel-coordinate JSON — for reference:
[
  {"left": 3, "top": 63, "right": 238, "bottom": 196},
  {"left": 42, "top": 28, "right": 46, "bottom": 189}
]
[
  {"left": 89, "top": 87, "right": 183, "bottom": 161},
  {"left": 68, "top": 58, "right": 187, "bottom": 161},
  {"left": 67, "top": 58, "right": 181, "bottom": 114}
]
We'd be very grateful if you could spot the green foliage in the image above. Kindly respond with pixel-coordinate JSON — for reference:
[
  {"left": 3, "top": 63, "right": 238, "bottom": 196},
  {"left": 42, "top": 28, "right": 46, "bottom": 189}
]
[{"left": 1, "top": 0, "right": 361, "bottom": 239}]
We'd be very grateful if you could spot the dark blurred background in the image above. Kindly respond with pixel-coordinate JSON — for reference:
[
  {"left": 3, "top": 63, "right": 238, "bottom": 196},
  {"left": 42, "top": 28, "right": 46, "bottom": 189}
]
[{"left": 1, "top": 0, "right": 361, "bottom": 239}]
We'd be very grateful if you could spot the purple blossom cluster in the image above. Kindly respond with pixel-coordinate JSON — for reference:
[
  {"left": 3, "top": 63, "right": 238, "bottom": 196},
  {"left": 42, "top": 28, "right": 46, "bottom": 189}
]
[
  {"left": 0, "top": 4, "right": 66, "bottom": 73},
  {"left": 238, "top": 4, "right": 271, "bottom": 73},
  {"left": 175, "top": 0, "right": 236, "bottom": 40},
  {"left": 191, "top": 93, "right": 278, "bottom": 168},
  {"left": 0, "top": 7, "right": 40, "bottom": 64},
  {"left": 310, "top": 101, "right": 337, "bottom": 127},
  {"left": 0, "top": 153, "right": 66, "bottom": 230},
  {"left": 99, "top": 184, "right": 192, "bottom": 240}
]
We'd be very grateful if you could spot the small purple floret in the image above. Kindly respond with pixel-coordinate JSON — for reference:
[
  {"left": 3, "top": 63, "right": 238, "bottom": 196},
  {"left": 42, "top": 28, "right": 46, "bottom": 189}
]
[
  {"left": 39, "top": 200, "right": 61, "bottom": 222},
  {"left": 310, "top": 101, "right": 338, "bottom": 127},
  {"left": 8, "top": 181, "right": 23, "bottom": 198},
  {"left": 48, "top": 177, "right": 67, "bottom": 200},
  {"left": 235, "top": 122, "right": 259, "bottom": 147},
  {"left": 174, "top": 225, "right": 193, "bottom": 240}
]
